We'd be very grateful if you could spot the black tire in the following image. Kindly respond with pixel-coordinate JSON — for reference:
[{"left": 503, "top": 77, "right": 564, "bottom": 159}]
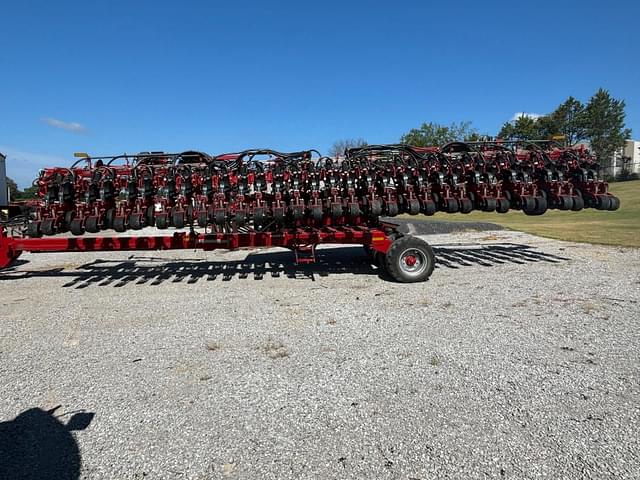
[
  {"left": 27, "top": 222, "right": 42, "bottom": 238},
  {"left": 559, "top": 195, "right": 574, "bottom": 210},
  {"left": 459, "top": 198, "right": 473, "bottom": 214},
  {"left": 129, "top": 213, "right": 143, "bottom": 230},
  {"left": 521, "top": 196, "right": 536, "bottom": 213},
  {"left": 445, "top": 199, "right": 459, "bottom": 213},
  {"left": 63, "top": 211, "right": 74, "bottom": 230},
  {"left": 370, "top": 199, "right": 382, "bottom": 216},
  {"left": 608, "top": 196, "right": 620, "bottom": 211},
  {"left": 483, "top": 198, "right": 497, "bottom": 212},
  {"left": 70, "top": 219, "right": 84, "bottom": 236},
  {"left": 384, "top": 236, "right": 435, "bottom": 283},
  {"left": 348, "top": 203, "right": 360, "bottom": 218},
  {"left": 156, "top": 214, "right": 169, "bottom": 229},
  {"left": 197, "top": 211, "right": 208, "bottom": 227},
  {"left": 571, "top": 195, "right": 584, "bottom": 211},
  {"left": 331, "top": 203, "right": 343, "bottom": 219},
  {"left": 311, "top": 206, "right": 323, "bottom": 223},
  {"left": 235, "top": 211, "right": 246, "bottom": 226},
  {"left": 41, "top": 219, "right": 55, "bottom": 236},
  {"left": 407, "top": 199, "right": 420, "bottom": 215},
  {"left": 85, "top": 216, "right": 100, "bottom": 233},
  {"left": 113, "top": 216, "right": 126, "bottom": 232},
  {"left": 173, "top": 210, "right": 185, "bottom": 229},
  {"left": 422, "top": 199, "right": 436, "bottom": 216},
  {"left": 497, "top": 198, "right": 510, "bottom": 213},
  {"left": 595, "top": 195, "right": 610, "bottom": 210},
  {"left": 145, "top": 205, "right": 155, "bottom": 227},
  {"left": 104, "top": 209, "right": 115, "bottom": 229}
]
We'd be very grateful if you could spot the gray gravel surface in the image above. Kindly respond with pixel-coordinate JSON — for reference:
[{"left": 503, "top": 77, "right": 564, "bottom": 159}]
[{"left": 1, "top": 230, "right": 639, "bottom": 479}]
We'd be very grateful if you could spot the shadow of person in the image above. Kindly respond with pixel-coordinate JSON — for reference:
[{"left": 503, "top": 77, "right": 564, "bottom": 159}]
[{"left": 0, "top": 406, "right": 94, "bottom": 480}]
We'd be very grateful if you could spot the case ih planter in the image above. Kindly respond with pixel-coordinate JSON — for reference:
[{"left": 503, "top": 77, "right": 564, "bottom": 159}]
[{"left": 0, "top": 141, "right": 619, "bottom": 283}]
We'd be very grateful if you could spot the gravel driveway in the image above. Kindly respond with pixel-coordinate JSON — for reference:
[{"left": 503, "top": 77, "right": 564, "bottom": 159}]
[{"left": 1, "top": 229, "right": 638, "bottom": 479}]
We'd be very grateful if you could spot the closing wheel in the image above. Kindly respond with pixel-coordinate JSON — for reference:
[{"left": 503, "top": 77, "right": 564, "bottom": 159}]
[
  {"left": 331, "top": 203, "right": 343, "bottom": 219},
  {"left": 370, "top": 199, "right": 382, "bottom": 216},
  {"left": 197, "top": 211, "right": 208, "bottom": 227},
  {"left": 421, "top": 199, "right": 436, "bottom": 216},
  {"left": 235, "top": 211, "right": 246, "bottom": 226},
  {"left": 41, "top": 219, "right": 55, "bottom": 236},
  {"left": 608, "top": 196, "right": 620, "bottom": 211},
  {"left": 571, "top": 195, "right": 584, "bottom": 211},
  {"left": 253, "top": 207, "right": 265, "bottom": 226},
  {"left": 496, "top": 198, "right": 510, "bottom": 213},
  {"left": 483, "top": 198, "right": 497, "bottom": 212},
  {"left": 274, "top": 207, "right": 285, "bottom": 223},
  {"left": 155, "top": 213, "right": 168, "bottom": 229},
  {"left": 445, "top": 199, "right": 459, "bottom": 213},
  {"left": 459, "top": 198, "right": 473, "bottom": 214},
  {"left": 104, "top": 209, "right": 115, "bottom": 229},
  {"left": 386, "top": 201, "right": 399, "bottom": 217},
  {"left": 348, "top": 203, "right": 360, "bottom": 218},
  {"left": 146, "top": 205, "right": 155, "bottom": 227},
  {"left": 407, "top": 199, "right": 420, "bottom": 215},
  {"left": 292, "top": 205, "right": 304, "bottom": 221},
  {"left": 384, "top": 236, "right": 435, "bottom": 283},
  {"left": 27, "top": 222, "right": 42, "bottom": 238},
  {"left": 129, "top": 213, "right": 143, "bottom": 230},
  {"left": 214, "top": 209, "right": 226, "bottom": 225},
  {"left": 113, "top": 216, "right": 126, "bottom": 232},
  {"left": 172, "top": 209, "right": 185, "bottom": 228},
  {"left": 559, "top": 195, "right": 574, "bottom": 210},
  {"left": 521, "top": 196, "right": 536, "bottom": 213},
  {"left": 311, "top": 206, "right": 323, "bottom": 222},
  {"left": 85, "top": 216, "right": 100, "bottom": 233},
  {"left": 70, "top": 219, "right": 85, "bottom": 236}
]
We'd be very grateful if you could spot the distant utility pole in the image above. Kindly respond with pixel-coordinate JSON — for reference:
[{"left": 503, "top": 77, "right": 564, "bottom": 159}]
[{"left": 0, "top": 152, "right": 8, "bottom": 204}]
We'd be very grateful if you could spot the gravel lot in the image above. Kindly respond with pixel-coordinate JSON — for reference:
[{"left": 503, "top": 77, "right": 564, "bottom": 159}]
[{"left": 1, "top": 228, "right": 639, "bottom": 479}]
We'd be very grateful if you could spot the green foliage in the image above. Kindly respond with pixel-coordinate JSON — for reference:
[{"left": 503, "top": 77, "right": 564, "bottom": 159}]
[
  {"left": 400, "top": 121, "right": 482, "bottom": 147},
  {"left": 5, "top": 177, "right": 19, "bottom": 200},
  {"left": 498, "top": 116, "right": 541, "bottom": 141},
  {"left": 14, "top": 185, "right": 39, "bottom": 200},
  {"left": 329, "top": 138, "right": 368, "bottom": 157},
  {"left": 548, "top": 96, "right": 587, "bottom": 145},
  {"left": 583, "top": 88, "right": 631, "bottom": 168}
]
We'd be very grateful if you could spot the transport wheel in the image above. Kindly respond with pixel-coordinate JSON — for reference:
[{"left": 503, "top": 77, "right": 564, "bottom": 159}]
[
  {"left": 27, "top": 222, "right": 42, "bottom": 238},
  {"left": 483, "top": 198, "right": 497, "bottom": 212},
  {"left": 571, "top": 195, "right": 584, "bottom": 211},
  {"left": 70, "top": 219, "right": 85, "bottom": 236},
  {"left": 559, "top": 195, "right": 574, "bottom": 210},
  {"left": 145, "top": 205, "right": 155, "bottom": 227},
  {"left": 172, "top": 209, "right": 185, "bottom": 229},
  {"left": 459, "top": 198, "right": 473, "bottom": 214},
  {"left": 497, "top": 198, "right": 510, "bottom": 213},
  {"left": 113, "top": 216, "right": 126, "bottom": 232},
  {"left": 608, "top": 196, "right": 620, "bottom": 211},
  {"left": 370, "top": 199, "right": 382, "bottom": 216},
  {"left": 129, "top": 213, "right": 143, "bottom": 230},
  {"left": 85, "top": 216, "right": 100, "bottom": 233},
  {"left": 384, "top": 236, "right": 435, "bottom": 283},
  {"left": 311, "top": 206, "right": 323, "bottom": 223},
  {"left": 197, "top": 211, "right": 208, "bottom": 227},
  {"left": 41, "top": 219, "right": 55, "bottom": 236},
  {"left": 155, "top": 213, "right": 169, "bottom": 229},
  {"left": 422, "top": 199, "right": 436, "bottom": 216},
  {"left": 104, "top": 209, "right": 115, "bottom": 229}
]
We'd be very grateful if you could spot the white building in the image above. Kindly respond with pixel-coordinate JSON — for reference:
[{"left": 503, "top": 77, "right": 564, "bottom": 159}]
[{"left": 608, "top": 140, "right": 640, "bottom": 178}]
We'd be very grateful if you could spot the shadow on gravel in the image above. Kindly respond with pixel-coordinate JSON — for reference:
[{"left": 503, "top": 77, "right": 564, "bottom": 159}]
[
  {"left": 0, "top": 406, "right": 94, "bottom": 480},
  {"left": 0, "top": 243, "right": 568, "bottom": 288}
]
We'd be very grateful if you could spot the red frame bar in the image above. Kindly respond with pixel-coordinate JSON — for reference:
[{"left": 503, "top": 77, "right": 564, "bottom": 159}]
[{"left": 0, "top": 225, "right": 394, "bottom": 269}]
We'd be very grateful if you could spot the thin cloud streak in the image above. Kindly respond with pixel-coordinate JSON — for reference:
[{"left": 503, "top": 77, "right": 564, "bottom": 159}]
[
  {"left": 41, "top": 117, "right": 87, "bottom": 133},
  {"left": 0, "top": 145, "right": 69, "bottom": 188}
]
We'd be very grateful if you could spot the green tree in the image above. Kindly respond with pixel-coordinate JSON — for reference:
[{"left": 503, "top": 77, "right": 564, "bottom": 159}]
[
  {"left": 329, "top": 138, "right": 368, "bottom": 157},
  {"left": 583, "top": 88, "right": 631, "bottom": 168},
  {"left": 547, "top": 96, "right": 587, "bottom": 145},
  {"left": 15, "top": 185, "right": 39, "bottom": 200},
  {"left": 400, "top": 121, "right": 479, "bottom": 147},
  {"left": 498, "top": 115, "right": 541, "bottom": 140}
]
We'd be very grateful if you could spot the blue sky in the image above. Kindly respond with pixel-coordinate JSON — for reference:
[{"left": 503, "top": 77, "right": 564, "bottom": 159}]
[{"left": 1, "top": 0, "right": 638, "bottom": 187}]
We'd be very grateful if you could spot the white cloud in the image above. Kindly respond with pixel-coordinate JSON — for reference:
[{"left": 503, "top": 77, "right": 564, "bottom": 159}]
[
  {"left": 0, "top": 145, "right": 69, "bottom": 189},
  {"left": 41, "top": 117, "right": 87, "bottom": 133},
  {"left": 511, "top": 112, "right": 543, "bottom": 121}
]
